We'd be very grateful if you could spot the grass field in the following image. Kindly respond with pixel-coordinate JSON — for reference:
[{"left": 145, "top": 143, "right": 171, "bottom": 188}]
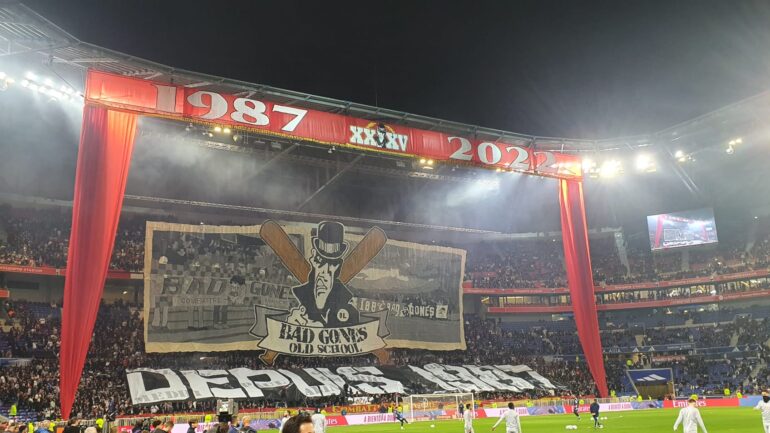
[{"left": 329, "top": 408, "right": 762, "bottom": 433}]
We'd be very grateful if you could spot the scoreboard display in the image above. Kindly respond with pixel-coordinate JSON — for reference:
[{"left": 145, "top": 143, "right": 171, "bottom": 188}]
[{"left": 647, "top": 208, "right": 718, "bottom": 251}]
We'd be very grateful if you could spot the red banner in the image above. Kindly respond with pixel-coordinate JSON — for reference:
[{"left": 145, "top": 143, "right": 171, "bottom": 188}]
[
  {"left": 0, "top": 263, "right": 139, "bottom": 280},
  {"left": 84, "top": 71, "right": 581, "bottom": 178},
  {"left": 652, "top": 355, "right": 686, "bottom": 363},
  {"left": 599, "top": 269, "right": 770, "bottom": 292},
  {"left": 325, "top": 416, "right": 348, "bottom": 427},
  {"left": 465, "top": 269, "right": 770, "bottom": 295},
  {"left": 488, "top": 289, "right": 770, "bottom": 313},
  {"left": 465, "top": 287, "right": 569, "bottom": 295},
  {"left": 326, "top": 404, "right": 382, "bottom": 414},
  {"left": 488, "top": 305, "right": 572, "bottom": 313},
  {"left": 597, "top": 289, "right": 770, "bottom": 311},
  {"left": 0, "top": 264, "right": 53, "bottom": 275}
]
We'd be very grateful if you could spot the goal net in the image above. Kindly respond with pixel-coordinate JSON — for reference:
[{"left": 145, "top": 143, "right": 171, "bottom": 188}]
[{"left": 404, "top": 393, "right": 474, "bottom": 422}]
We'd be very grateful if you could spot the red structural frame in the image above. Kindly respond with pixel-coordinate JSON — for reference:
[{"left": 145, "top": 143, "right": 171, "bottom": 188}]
[{"left": 57, "top": 70, "right": 607, "bottom": 418}]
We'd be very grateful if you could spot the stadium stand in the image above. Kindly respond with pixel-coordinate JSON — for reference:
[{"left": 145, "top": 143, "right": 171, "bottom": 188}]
[{"left": 1, "top": 205, "right": 770, "bottom": 422}]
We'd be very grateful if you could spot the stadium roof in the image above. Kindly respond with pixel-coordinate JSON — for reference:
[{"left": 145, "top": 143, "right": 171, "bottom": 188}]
[{"left": 3, "top": 1, "right": 769, "bottom": 157}]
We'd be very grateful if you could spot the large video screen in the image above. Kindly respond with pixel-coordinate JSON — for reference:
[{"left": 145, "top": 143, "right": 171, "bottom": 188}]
[{"left": 647, "top": 208, "right": 718, "bottom": 251}]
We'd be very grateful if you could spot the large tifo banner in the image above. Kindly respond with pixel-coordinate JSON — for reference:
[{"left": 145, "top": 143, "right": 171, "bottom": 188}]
[
  {"left": 144, "top": 221, "right": 465, "bottom": 356},
  {"left": 126, "top": 364, "right": 556, "bottom": 405},
  {"left": 85, "top": 70, "right": 581, "bottom": 179}
]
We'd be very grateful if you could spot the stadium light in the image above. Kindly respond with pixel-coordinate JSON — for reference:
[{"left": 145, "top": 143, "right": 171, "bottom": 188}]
[
  {"left": 582, "top": 158, "right": 600, "bottom": 178},
  {"left": 635, "top": 154, "right": 656, "bottom": 173},
  {"left": 599, "top": 159, "right": 623, "bottom": 178},
  {"left": 674, "top": 150, "right": 693, "bottom": 163},
  {"left": 1, "top": 70, "right": 84, "bottom": 105},
  {"left": 726, "top": 137, "right": 742, "bottom": 154}
]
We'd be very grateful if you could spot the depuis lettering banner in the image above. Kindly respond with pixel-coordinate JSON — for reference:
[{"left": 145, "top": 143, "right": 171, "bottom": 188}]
[
  {"left": 126, "top": 364, "right": 558, "bottom": 405},
  {"left": 144, "top": 221, "right": 465, "bottom": 356}
]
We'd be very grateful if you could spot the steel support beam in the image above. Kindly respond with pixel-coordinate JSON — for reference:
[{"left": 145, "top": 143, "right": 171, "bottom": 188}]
[
  {"left": 297, "top": 154, "right": 363, "bottom": 210},
  {"left": 251, "top": 143, "right": 298, "bottom": 177}
]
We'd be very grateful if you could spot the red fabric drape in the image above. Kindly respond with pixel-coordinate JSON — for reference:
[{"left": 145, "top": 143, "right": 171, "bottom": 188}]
[
  {"left": 558, "top": 179, "right": 609, "bottom": 397},
  {"left": 60, "top": 105, "right": 137, "bottom": 419}
]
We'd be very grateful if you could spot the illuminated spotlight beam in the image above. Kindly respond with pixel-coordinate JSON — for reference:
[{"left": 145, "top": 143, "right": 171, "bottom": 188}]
[
  {"left": 2, "top": 70, "right": 84, "bottom": 105},
  {"left": 635, "top": 153, "right": 657, "bottom": 173},
  {"left": 599, "top": 159, "right": 623, "bottom": 178}
]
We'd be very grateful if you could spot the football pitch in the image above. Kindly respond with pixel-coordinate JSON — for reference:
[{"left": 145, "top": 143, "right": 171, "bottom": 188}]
[{"left": 328, "top": 408, "right": 761, "bottom": 433}]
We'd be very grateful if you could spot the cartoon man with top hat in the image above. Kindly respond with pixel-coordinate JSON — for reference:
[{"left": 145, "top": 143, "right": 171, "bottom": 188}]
[{"left": 286, "top": 221, "right": 361, "bottom": 327}]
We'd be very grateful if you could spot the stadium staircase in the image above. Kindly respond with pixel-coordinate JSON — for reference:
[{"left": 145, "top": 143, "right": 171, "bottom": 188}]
[
  {"left": 745, "top": 360, "right": 767, "bottom": 387},
  {"left": 729, "top": 332, "right": 740, "bottom": 347}
]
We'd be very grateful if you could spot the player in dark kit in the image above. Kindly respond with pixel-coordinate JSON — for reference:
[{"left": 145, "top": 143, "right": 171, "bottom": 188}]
[
  {"left": 393, "top": 408, "right": 408, "bottom": 429},
  {"left": 573, "top": 399, "right": 580, "bottom": 420},
  {"left": 590, "top": 400, "right": 602, "bottom": 428}
]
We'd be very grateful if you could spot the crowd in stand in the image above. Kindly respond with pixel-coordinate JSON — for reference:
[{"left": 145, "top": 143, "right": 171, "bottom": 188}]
[
  {"left": 1, "top": 208, "right": 770, "bottom": 422},
  {"left": 640, "top": 324, "right": 733, "bottom": 347},
  {"left": 0, "top": 209, "right": 146, "bottom": 272},
  {"left": 0, "top": 301, "right": 602, "bottom": 420},
  {"left": 1, "top": 299, "right": 768, "bottom": 422},
  {"left": 467, "top": 226, "right": 770, "bottom": 289},
  {"left": 2, "top": 207, "right": 770, "bottom": 291}
]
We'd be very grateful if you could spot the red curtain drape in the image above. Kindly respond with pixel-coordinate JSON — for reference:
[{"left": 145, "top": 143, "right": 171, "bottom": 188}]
[
  {"left": 558, "top": 178, "right": 609, "bottom": 397},
  {"left": 60, "top": 105, "right": 137, "bottom": 419}
]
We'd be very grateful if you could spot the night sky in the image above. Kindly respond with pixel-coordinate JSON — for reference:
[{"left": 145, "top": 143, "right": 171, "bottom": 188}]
[{"left": 25, "top": 0, "right": 770, "bottom": 139}]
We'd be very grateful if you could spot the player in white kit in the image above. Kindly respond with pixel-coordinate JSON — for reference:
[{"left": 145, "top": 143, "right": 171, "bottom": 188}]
[
  {"left": 310, "top": 408, "right": 326, "bottom": 433},
  {"left": 673, "top": 398, "right": 708, "bottom": 433},
  {"left": 463, "top": 404, "right": 474, "bottom": 433},
  {"left": 755, "top": 391, "right": 770, "bottom": 433},
  {"left": 492, "top": 403, "right": 522, "bottom": 433}
]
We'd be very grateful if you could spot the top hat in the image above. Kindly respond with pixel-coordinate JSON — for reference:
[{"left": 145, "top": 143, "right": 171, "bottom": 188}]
[{"left": 312, "top": 221, "right": 348, "bottom": 259}]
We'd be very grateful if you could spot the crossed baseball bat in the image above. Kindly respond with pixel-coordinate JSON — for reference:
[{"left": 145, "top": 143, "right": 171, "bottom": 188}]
[{"left": 257, "top": 220, "right": 387, "bottom": 365}]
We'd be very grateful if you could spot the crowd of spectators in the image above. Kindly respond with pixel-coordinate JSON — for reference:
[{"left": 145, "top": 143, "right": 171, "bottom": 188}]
[
  {"left": 1, "top": 299, "right": 768, "bottom": 422},
  {"left": 735, "top": 317, "right": 770, "bottom": 346},
  {"left": 640, "top": 324, "right": 733, "bottom": 347},
  {"left": 464, "top": 239, "right": 567, "bottom": 289},
  {"left": 0, "top": 209, "right": 145, "bottom": 272},
  {"left": 1, "top": 207, "right": 770, "bottom": 422},
  {"left": 2, "top": 206, "right": 770, "bottom": 291},
  {"left": 465, "top": 224, "right": 770, "bottom": 289},
  {"left": 0, "top": 302, "right": 604, "bottom": 420}
]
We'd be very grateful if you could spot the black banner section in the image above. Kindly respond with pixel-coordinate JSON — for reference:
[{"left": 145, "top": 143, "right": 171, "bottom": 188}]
[{"left": 126, "top": 364, "right": 558, "bottom": 405}]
